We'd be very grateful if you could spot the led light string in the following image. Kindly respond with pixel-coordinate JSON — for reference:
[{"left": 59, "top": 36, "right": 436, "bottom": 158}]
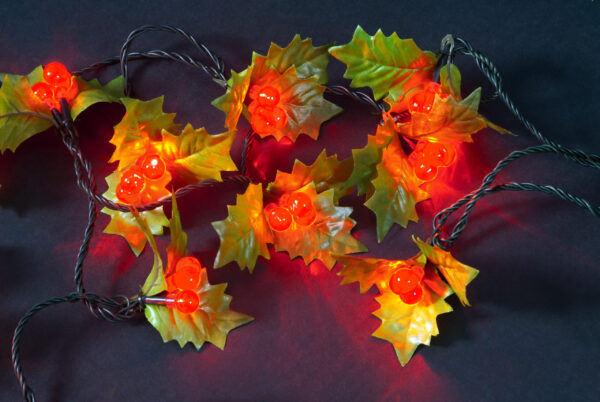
[{"left": 5, "top": 26, "right": 600, "bottom": 401}]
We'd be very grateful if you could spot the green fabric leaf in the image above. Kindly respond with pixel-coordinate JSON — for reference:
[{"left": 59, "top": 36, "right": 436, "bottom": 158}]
[
  {"left": 440, "top": 63, "right": 461, "bottom": 99},
  {"left": 70, "top": 75, "right": 124, "bottom": 119},
  {"left": 329, "top": 26, "right": 437, "bottom": 101},
  {"left": 133, "top": 210, "right": 168, "bottom": 296},
  {"left": 212, "top": 183, "right": 273, "bottom": 272},
  {"left": 211, "top": 67, "right": 253, "bottom": 131}
]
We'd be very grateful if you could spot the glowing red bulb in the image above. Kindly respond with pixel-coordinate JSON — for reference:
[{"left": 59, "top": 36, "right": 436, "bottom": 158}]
[
  {"left": 172, "top": 257, "right": 202, "bottom": 290},
  {"left": 116, "top": 167, "right": 145, "bottom": 203},
  {"left": 285, "top": 192, "right": 316, "bottom": 226},
  {"left": 167, "top": 290, "right": 200, "bottom": 314},
  {"left": 408, "top": 85, "right": 438, "bottom": 114},
  {"left": 257, "top": 86, "right": 280, "bottom": 108},
  {"left": 31, "top": 82, "right": 54, "bottom": 105},
  {"left": 422, "top": 142, "right": 456, "bottom": 167},
  {"left": 413, "top": 161, "right": 438, "bottom": 181},
  {"left": 43, "top": 62, "right": 71, "bottom": 88},
  {"left": 250, "top": 106, "right": 287, "bottom": 135},
  {"left": 389, "top": 269, "right": 421, "bottom": 295},
  {"left": 267, "top": 205, "right": 293, "bottom": 231},
  {"left": 399, "top": 285, "right": 423, "bottom": 305},
  {"left": 141, "top": 154, "right": 166, "bottom": 180}
]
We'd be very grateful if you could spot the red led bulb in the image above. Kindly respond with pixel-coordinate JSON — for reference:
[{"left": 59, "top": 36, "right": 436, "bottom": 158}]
[
  {"left": 43, "top": 62, "right": 71, "bottom": 88},
  {"left": 389, "top": 268, "right": 421, "bottom": 295},
  {"left": 116, "top": 167, "right": 145, "bottom": 203},
  {"left": 285, "top": 192, "right": 316, "bottom": 226},
  {"left": 422, "top": 142, "right": 456, "bottom": 167},
  {"left": 399, "top": 285, "right": 423, "bottom": 305},
  {"left": 167, "top": 290, "right": 200, "bottom": 314},
  {"left": 413, "top": 160, "right": 438, "bottom": 182},
  {"left": 140, "top": 154, "right": 166, "bottom": 180},
  {"left": 31, "top": 82, "right": 54, "bottom": 104},
  {"left": 267, "top": 205, "right": 292, "bottom": 231},
  {"left": 257, "top": 86, "right": 280, "bottom": 108},
  {"left": 250, "top": 106, "right": 287, "bottom": 135},
  {"left": 172, "top": 257, "right": 202, "bottom": 290}
]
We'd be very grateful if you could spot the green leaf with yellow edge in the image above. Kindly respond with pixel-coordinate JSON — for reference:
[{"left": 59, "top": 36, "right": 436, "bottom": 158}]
[
  {"left": 211, "top": 67, "right": 253, "bottom": 131},
  {"left": 342, "top": 118, "right": 397, "bottom": 196},
  {"left": 413, "top": 236, "right": 479, "bottom": 306},
  {"left": 0, "top": 68, "right": 53, "bottom": 153},
  {"left": 440, "top": 63, "right": 461, "bottom": 99},
  {"left": 212, "top": 183, "right": 273, "bottom": 272},
  {"left": 247, "top": 67, "right": 342, "bottom": 141},
  {"left": 365, "top": 134, "right": 429, "bottom": 242},
  {"left": 335, "top": 253, "right": 426, "bottom": 294},
  {"left": 395, "top": 88, "right": 511, "bottom": 144},
  {"left": 133, "top": 210, "right": 167, "bottom": 296},
  {"left": 266, "top": 150, "right": 353, "bottom": 201},
  {"left": 271, "top": 183, "right": 367, "bottom": 269},
  {"left": 329, "top": 26, "right": 437, "bottom": 102},
  {"left": 166, "top": 192, "right": 187, "bottom": 276},
  {"left": 158, "top": 124, "right": 237, "bottom": 185},
  {"left": 144, "top": 269, "right": 253, "bottom": 350},
  {"left": 109, "top": 96, "right": 180, "bottom": 169},
  {"left": 70, "top": 75, "right": 124, "bottom": 119},
  {"left": 250, "top": 34, "right": 332, "bottom": 84},
  {"left": 373, "top": 268, "right": 453, "bottom": 366},
  {"left": 101, "top": 169, "right": 171, "bottom": 256}
]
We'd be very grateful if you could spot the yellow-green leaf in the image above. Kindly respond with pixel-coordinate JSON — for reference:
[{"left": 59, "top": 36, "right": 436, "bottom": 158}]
[
  {"left": 211, "top": 67, "right": 253, "bottom": 131},
  {"left": 271, "top": 183, "right": 366, "bottom": 269},
  {"left": 364, "top": 134, "right": 429, "bottom": 242},
  {"left": 70, "top": 75, "right": 124, "bottom": 119},
  {"left": 212, "top": 183, "right": 273, "bottom": 272},
  {"left": 440, "top": 63, "right": 461, "bottom": 99},
  {"left": 133, "top": 210, "right": 167, "bottom": 296},
  {"left": 329, "top": 26, "right": 437, "bottom": 101},
  {"left": 413, "top": 237, "right": 479, "bottom": 306},
  {"left": 373, "top": 268, "right": 453, "bottom": 366},
  {"left": 266, "top": 150, "right": 353, "bottom": 201},
  {"left": 166, "top": 193, "right": 187, "bottom": 276}
]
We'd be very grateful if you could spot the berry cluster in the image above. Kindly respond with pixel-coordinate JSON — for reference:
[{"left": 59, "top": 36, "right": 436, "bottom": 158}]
[
  {"left": 388, "top": 265, "right": 425, "bottom": 304},
  {"left": 409, "top": 141, "right": 456, "bottom": 181},
  {"left": 116, "top": 153, "right": 167, "bottom": 204},
  {"left": 265, "top": 192, "right": 317, "bottom": 231},
  {"left": 31, "top": 62, "right": 78, "bottom": 110},
  {"left": 248, "top": 85, "right": 287, "bottom": 135},
  {"left": 165, "top": 257, "right": 203, "bottom": 314}
]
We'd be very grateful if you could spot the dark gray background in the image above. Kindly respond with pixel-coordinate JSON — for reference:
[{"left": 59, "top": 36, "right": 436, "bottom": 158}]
[{"left": 1, "top": 1, "right": 599, "bottom": 401}]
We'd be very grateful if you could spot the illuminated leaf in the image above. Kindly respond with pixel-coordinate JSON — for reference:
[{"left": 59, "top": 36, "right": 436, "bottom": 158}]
[
  {"left": 329, "top": 26, "right": 437, "bottom": 101},
  {"left": 134, "top": 210, "right": 167, "bottom": 296},
  {"left": 342, "top": 119, "right": 396, "bottom": 196},
  {"left": 266, "top": 150, "right": 353, "bottom": 201},
  {"left": 373, "top": 268, "right": 453, "bottom": 366},
  {"left": 70, "top": 75, "right": 124, "bottom": 119},
  {"left": 212, "top": 183, "right": 273, "bottom": 273},
  {"left": 247, "top": 67, "right": 342, "bottom": 141},
  {"left": 101, "top": 169, "right": 171, "bottom": 256},
  {"left": 365, "top": 134, "right": 429, "bottom": 242},
  {"left": 211, "top": 67, "right": 253, "bottom": 131},
  {"left": 159, "top": 124, "right": 237, "bottom": 184},
  {"left": 271, "top": 183, "right": 366, "bottom": 269},
  {"left": 335, "top": 253, "right": 426, "bottom": 294},
  {"left": 166, "top": 192, "right": 187, "bottom": 277},
  {"left": 109, "top": 96, "right": 180, "bottom": 169},
  {"left": 440, "top": 63, "right": 461, "bottom": 99},
  {"left": 413, "top": 237, "right": 479, "bottom": 306}
]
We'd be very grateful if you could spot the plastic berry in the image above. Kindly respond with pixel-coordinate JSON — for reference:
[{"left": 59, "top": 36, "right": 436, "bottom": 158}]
[
  {"left": 141, "top": 154, "right": 166, "bottom": 180},
  {"left": 167, "top": 290, "right": 200, "bottom": 314},
  {"left": 43, "top": 62, "right": 71, "bottom": 88},
  {"left": 408, "top": 89, "right": 436, "bottom": 114},
  {"left": 413, "top": 160, "right": 438, "bottom": 181},
  {"left": 31, "top": 82, "right": 53, "bottom": 104},
  {"left": 422, "top": 142, "right": 456, "bottom": 167},
  {"left": 172, "top": 257, "right": 202, "bottom": 290},
  {"left": 250, "top": 106, "right": 287, "bottom": 135},
  {"left": 267, "top": 205, "right": 293, "bottom": 231},
  {"left": 116, "top": 167, "right": 145, "bottom": 203},
  {"left": 285, "top": 192, "right": 316, "bottom": 226},
  {"left": 389, "top": 268, "right": 421, "bottom": 295},
  {"left": 399, "top": 285, "right": 423, "bottom": 305},
  {"left": 257, "top": 86, "right": 280, "bottom": 108}
]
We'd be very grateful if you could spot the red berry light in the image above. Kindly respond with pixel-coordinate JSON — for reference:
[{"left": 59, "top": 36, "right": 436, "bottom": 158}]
[
  {"left": 408, "top": 90, "right": 436, "bottom": 114},
  {"left": 267, "top": 205, "right": 293, "bottom": 231},
  {"left": 43, "top": 62, "right": 71, "bottom": 88},
  {"left": 257, "top": 86, "right": 280, "bottom": 108},
  {"left": 172, "top": 257, "right": 202, "bottom": 290},
  {"left": 251, "top": 106, "right": 287, "bottom": 135},
  {"left": 32, "top": 62, "right": 77, "bottom": 109},
  {"left": 116, "top": 166, "right": 145, "bottom": 203},
  {"left": 422, "top": 142, "right": 456, "bottom": 167},
  {"left": 141, "top": 154, "right": 166, "bottom": 180},
  {"left": 285, "top": 192, "right": 316, "bottom": 226},
  {"left": 399, "top": 285, "right": 423, "bottom": 305},
  {"left": 31, "top": 82, "right": 53, "bottom": 102},
  {"left": 167, "top": 290, "right": 200, "bottom": 314},
  {"left": 413, "top": 160, "right": 438, "bottom": 182},
  {"left": 389, "top": 268, "right": 421, "bottom": 295}
]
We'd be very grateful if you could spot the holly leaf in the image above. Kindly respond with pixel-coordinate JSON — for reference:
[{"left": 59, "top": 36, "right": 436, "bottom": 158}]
[
  {"left": 0, "top": 68, "right": 53, "bottom": 153},
  {"left": 413, "top": 237, "right": 479, "bottom": 306},
  {"left": 101, "top": 169, "right": 171, "bottom": 256},
  {"left": 133, "top": 210, "right": 168, "bottom": 296},
  {"left": 159, "top": 124, "right": 237, "bottom": 185},
  {"left": 247, "top": 67, "right": 342, "bottom": 141},
  {"left": 166, "top": 193, "right": 188, "bottom": 277},
  {"left": 342, "top": 119, "right": 396, "bottom": 196},
  {"left": 109, "top": 96, "right": 180, "bottom": 169},
  {"left": 271, "top": 183, "right": 367, "bottom": 269},
  {"left": 329, "top": 26, "right": 437, "bottom": 102},
  {"left": 266, "top": 150, "right": 353, "bottom": 201},
  {"left": 335, "top": 253, "right": 426, "bottom": 294},
  {"left": 70, "top": 75, "right": 124, "bottom": 119},
  {"left": 395, "top": 88, "right": 511, "bottom": 143},
  {"left": 365, "top": 134, "right": 429, "bottom": 242},
  {"left": 373, "top": 268, "right": 453, "bottom": 366},
  {"left": 440, "top": 63, "right": 461, "bottom": 99},
  {"left": 250, "top": 34, "right": 332, "bottom": 84},
  {"left": 212, "top": 183, "right": 273, "bottom": 272},
  {"left": 211, "top": 67, "right": 253, "bottom": 131}
]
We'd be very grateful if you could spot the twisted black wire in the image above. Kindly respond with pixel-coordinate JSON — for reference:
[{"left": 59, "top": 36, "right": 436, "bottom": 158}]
[
  {"left": 120, "top": 25, "right": 228, "bottom": 96},
  {"left": 324, "top": 85, "right": 386, "bottom": 113}
]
